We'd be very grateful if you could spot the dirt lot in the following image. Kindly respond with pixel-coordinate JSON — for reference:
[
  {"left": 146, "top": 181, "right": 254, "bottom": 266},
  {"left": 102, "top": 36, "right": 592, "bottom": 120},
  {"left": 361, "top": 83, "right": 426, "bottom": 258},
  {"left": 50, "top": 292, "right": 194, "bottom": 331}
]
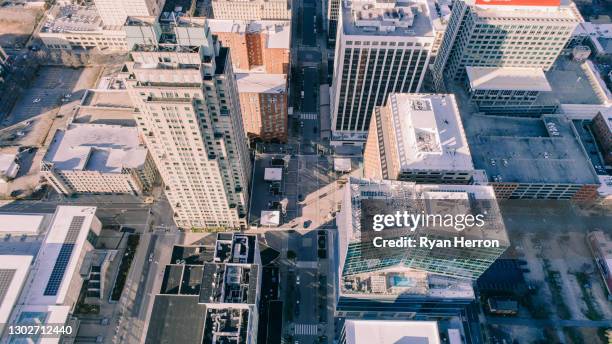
[{"left": 0, "top": 7, "right": 41, "bottom": 47}]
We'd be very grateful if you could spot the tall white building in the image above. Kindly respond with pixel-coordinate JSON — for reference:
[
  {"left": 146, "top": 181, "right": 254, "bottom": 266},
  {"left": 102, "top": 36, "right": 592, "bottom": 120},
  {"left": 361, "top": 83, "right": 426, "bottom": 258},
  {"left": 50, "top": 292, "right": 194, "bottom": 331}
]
[
  {"left": 212, "top": 0, "right": 291, "bottom": 20},
  {"left": 123, "top": 17, "right": 251, "bottom": 230},
  {"left": 93, "top": 0, "right": 165, "bottom": 26},
  {"left": 330, "top": 0, "right": 435, "bottom": 144},
  {"left": 432, "top": 0, "right": 582, "bottom": 90},
  {"left": 327, "top": 0, "right": 341, "bottom": 44}
]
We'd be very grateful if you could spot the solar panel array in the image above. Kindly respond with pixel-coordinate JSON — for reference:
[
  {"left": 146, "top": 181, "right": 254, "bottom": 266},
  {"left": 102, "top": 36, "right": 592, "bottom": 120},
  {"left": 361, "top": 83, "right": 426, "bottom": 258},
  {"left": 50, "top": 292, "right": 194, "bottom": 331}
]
[
  {"left": 0, "top": 269, "right": 16, "bottom": 305},
  {"left": 43, "top": 216, "right": 86, "bottom": 296}
]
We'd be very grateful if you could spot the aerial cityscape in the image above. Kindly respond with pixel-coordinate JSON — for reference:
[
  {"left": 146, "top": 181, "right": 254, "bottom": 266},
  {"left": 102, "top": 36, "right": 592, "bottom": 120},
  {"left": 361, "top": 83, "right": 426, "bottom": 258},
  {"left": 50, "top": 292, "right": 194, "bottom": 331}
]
[{"left": 0, "top": 0, "right": 610, "bottom": 342}]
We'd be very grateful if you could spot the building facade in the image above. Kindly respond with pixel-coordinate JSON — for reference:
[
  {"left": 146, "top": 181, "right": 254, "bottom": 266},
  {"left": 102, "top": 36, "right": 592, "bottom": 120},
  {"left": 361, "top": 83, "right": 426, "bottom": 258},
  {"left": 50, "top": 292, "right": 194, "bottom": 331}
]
[
  {"left": 38, "top": 5, "right": 128, "bottom": 52},
  {"left": 432, "top": 0, "right": 582, "bottom": 90},
  {"left": 41, "top": 123, "right": 157, "bottom": 196},
  {"left": 364, "top": 93, "right": 475, "bottom": 184},
  {"left": 123, "top": 17, "right": 251, "bottom": 230},
  {"left": 327, "top": 0, "right": 341, "bottom": 44},
  {"left": 236, "top": 73, "right": 288, "bottom": 142},
  {"left": 465, "top": 66, "right": 558, "bottom": 115},
  {"left": 211, "top": 0, "right": 291, "bottom": 20},
  {"left": 330, "top": 0, "right": 435, "bottom": 144},
  {"left": 93, "top": 0, "right": 164, "bottom": 26},
  {"left": 591, "top": 111, "right": 612, "bottom": 165}
]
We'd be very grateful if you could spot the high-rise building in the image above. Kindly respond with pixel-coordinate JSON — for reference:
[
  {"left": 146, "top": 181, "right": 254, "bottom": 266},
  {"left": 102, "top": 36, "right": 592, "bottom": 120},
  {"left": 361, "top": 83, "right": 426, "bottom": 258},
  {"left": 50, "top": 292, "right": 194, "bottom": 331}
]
[
  {"left": 591, "top": 111, "right": 612, "bottom": 165},
  {"left": 327, "top": 0, "right": 341, "bottom": 44},
  {"left": 339, "top": 320, "right": 441, "bottom": 344},
  {"left": 335, "top": 177, "right": 509, "bottom": 318},
  {"left": 211, "top": 0, "right": 291, "bottom": 20},
  {"left": 123, "top": 17, "right": 251, "bottom": 230},
  {"left": 330, "top": 0, "right": 435, "bottom": 144},
  {"left": 364, "top": 93, "right": 474, "bottom": 184},
  {"left": 432, "top": 0, "right": 582, "bottom": 90},
  {"left": 93, "top": 0, "right": 164, "bottom": 26},
  {"left": 207, "top": 20, "right": 291, "bottom": 74},
  {"left": 236, "top": 73, "right": 288, "bottom": 142}
]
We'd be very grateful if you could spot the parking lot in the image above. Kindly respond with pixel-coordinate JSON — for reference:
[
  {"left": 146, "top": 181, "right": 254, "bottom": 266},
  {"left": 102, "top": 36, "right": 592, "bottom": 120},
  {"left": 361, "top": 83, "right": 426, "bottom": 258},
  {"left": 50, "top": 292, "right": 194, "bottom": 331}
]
[{"left": 2, "top": 66, "right": 100, "bottom": 127}]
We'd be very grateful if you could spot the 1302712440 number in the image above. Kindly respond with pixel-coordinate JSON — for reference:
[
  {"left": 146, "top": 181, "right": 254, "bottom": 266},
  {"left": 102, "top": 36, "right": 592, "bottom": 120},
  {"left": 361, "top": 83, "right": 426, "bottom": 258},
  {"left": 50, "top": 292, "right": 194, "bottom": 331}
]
[{"left": 8, "top": 325, "right": 73, "bottom": 336}]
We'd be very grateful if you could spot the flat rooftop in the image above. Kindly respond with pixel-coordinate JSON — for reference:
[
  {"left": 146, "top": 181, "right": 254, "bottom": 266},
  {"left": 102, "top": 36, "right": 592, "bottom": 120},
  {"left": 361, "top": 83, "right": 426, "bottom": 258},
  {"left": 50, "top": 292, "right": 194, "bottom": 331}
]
[
  {"left": 0, "top": 214, "right": 50, "bottom": 235},
  {"left": 468, "top": 114, "right": 599, "bottom": 184},
  {"left": 341, "top": 267, "right": 475, "bottom": 299},
  {"left": 343, "top": 319, "right": 440, "bottom": 344},
  {"left": 43, "top": 123, "right": 147, "bottom": 172},
  {"left": 236, "top": 73, "right": 287, "bottom": 94},
  {"left": 0, "top": 152, "right": 18, "bottom": 179},
  {"left": 342, "top": 0, "right": 434, "bottom": 37},
  {"left": 146, "top": 295, "right": 207, "bottom": 344},
  {"left": 466, "top": 67, "right": 552, "bottom": 92},
  {"left": 466, "top": 0, "right": 581, "bottom": 22},
  {"left": 206, "top": 19, "right": 291, "bottom": 49},
  {"left": 0, "top": 255, "right": 33, "bottom": 328},
  {"left": 385, "top": 93, "right": 474, "bottom": 172},
  {"left": 546, "top": 58, "right": 604, "bottom": 105},
  {"left": 81, "top": 90, "right": 133, "bottom": 108},
  {"left": 40, "top": 5, "right": 112, "bottom": 33}
]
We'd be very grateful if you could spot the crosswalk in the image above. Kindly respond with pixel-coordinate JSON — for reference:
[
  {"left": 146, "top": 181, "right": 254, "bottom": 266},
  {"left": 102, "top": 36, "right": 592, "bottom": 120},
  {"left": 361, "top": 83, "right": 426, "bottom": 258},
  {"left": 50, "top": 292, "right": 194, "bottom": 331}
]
[
  {"left": 294, "top": 323, "right": 318, "bottom": 335},
  {"left": 300, "top": 113, "right": 318, "bottom": 120}
]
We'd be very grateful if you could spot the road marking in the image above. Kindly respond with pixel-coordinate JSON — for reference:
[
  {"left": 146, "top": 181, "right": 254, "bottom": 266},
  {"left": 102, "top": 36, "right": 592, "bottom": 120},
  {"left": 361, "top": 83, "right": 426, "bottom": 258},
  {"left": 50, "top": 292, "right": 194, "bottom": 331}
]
[
  {"left": 300, "top": 113, "right": 318, "bottom": 120},
  {"left": 294, "top": 323, "right": 318, "bottom": 335}
]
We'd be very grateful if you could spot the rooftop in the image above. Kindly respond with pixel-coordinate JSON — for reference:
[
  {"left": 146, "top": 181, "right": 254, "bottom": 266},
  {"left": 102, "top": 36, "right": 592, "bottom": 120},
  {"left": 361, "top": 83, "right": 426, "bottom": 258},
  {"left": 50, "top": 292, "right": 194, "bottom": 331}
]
[
  {"left": 342, "top": 0, "right": 434, "bottom": 37},
  {"left": 0, "top": 153, "right": 19, "bottom": 179},
  {"left": 40, "top": 5, "right": 121, "bottom": 33},
  {"left": 213, "top": 233, "right": 257, "bottom": 264},
  {"left": 466, "top": 0, "right": 582, "bottom": 22},
  {"left": 467, "top": 114, "right": 599, "bottom": 184},
  {"left": 146, "top": 295, "right": 207, "bottom": 344},
  {"left": 343, "top": 319, "right": 440, "bottom": 344},
  {"left": 43, "top": 124, "right": 147, "bottom": 172},
  {"left": 236, "top": 73, "right": 287, "bottom": 94},
  {"left": 384, "top": 93, "right": 474, "bottom": 172},
  {"left": 206, "top": 19, "right": 291, "bottom": 48},
  {"left": 0, "top": 255, "right": 33, "bottom": 328},
  {"left": 0, "top": 214, "right": 51, "bottom": 235},
  {"left": 466, "top": 67, "right": 552, "bottom": 92},
  {"left": 341, "top": 267, "right": 475, "bottom": 299},
  {"left": 545, "top": 58, "right": 605, "bottom": 105}
]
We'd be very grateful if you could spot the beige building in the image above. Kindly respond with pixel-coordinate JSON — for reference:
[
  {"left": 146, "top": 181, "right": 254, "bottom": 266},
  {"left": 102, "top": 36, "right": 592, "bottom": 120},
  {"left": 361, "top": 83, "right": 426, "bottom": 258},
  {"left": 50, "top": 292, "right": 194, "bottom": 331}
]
[
  {"left": 364, "top": 93, "right": 475, "bottom": 184},
  {"left": 236, "top": 73, "right": 288, "bottom": 142},
  {"left": 38, "top": 5, "right": 128, "bottom": 52},
  {"left": 432, "top": 0, "right": 582, "bottom": 90},
  {"left": 123, "top": 17, "right": 251, "bottom": 230},
  {"left": 41, "top": 123, "right": 157, "bottom": 195},
  {"left": 208, "top": 20, "right": 290, "bottom": 73},
  {"left": 212, "top": 0, "right": 291, "bottom": 20},
  {"left": 93, "top": 0, "right": 164, "bottom": 26}
]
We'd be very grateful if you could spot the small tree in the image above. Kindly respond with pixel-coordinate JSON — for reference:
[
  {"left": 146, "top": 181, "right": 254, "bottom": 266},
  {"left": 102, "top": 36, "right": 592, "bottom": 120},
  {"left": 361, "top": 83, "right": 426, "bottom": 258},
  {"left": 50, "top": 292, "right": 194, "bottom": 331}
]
[{"left": 286, "top": 250, "right": 297, "bottom": 260}]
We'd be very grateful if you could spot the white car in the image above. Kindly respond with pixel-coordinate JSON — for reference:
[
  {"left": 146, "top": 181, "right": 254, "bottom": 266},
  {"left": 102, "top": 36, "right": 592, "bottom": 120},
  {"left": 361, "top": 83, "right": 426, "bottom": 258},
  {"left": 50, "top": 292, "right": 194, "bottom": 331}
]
[{"left": 32, "top": 98, "right": 41, "bottom": 103}]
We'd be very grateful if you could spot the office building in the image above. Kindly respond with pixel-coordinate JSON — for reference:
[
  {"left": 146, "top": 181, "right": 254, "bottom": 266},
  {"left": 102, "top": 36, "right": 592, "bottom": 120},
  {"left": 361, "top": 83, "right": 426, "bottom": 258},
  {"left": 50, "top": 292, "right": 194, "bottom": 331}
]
[
  {"left": 335, "top": 178, "right": 508, "bottom": 318},
  {"left": 468, "top": 114, "right": 600, "bottom": 200},
  {"left": 0, "top": 206, "right": 102, "bottom": 343},
  {"left": 432, "top": 0, "right": 582, "bottom": 90},
  {"left": 208, "top": 20, "right": 290, "bottom": 74},
  {"left": 465, "top": 66, "right": 558, "bottom": 114},
  {"left": 330, "top": 0, "right": 435, "bottom": 144},
  {"left": 427, "top": 0, "right": 451, "bottom": 58},
  {"left": 327, "top": 0, "right": 341, "bottom": 44},
  {"left": 591, "top": 111, "right": 612, "bottom": 165},
  {"left": 211, "top": 0, "right": 291, "bottom": 20},
  {"left": 123, "top": 17, "right": 251, "bottom": 229},
  {"left": 236, "top": 73, "right": 288, "bottom": 142},
  {"left": 145, "top": 233, "right": 261, "bottom": 344},
  {"left": 340, "top": 320, "right": 441, "bottom": 344},
  {"left": 41, "top": 123, "right": 157, "bottom": 196},
  {"left": 38, "top": 5, "right": 128, "bottom": 51},
  {"left": 93, "top": 0, "right": 164, "bottom": 26},
  {"left": 364, "top": 93, "right": 475, "bottom": 184}
]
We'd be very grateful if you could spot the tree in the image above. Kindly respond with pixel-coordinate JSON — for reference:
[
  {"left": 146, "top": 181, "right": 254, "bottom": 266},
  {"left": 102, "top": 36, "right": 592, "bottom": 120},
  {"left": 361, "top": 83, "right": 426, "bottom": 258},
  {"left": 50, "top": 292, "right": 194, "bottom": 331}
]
[{"left": 286, "top": 250, "right": 297, "bottom": 260}]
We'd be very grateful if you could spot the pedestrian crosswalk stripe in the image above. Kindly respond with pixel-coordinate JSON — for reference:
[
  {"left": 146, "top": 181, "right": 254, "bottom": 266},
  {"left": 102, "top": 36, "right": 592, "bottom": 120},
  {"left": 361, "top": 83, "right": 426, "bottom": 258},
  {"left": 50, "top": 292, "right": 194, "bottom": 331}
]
[
  {"left": 300, "top": 113, "right": 318, "bottom": 120},
  {"left": 294, "top": 323, "right": 318, "bottom": 335}
]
